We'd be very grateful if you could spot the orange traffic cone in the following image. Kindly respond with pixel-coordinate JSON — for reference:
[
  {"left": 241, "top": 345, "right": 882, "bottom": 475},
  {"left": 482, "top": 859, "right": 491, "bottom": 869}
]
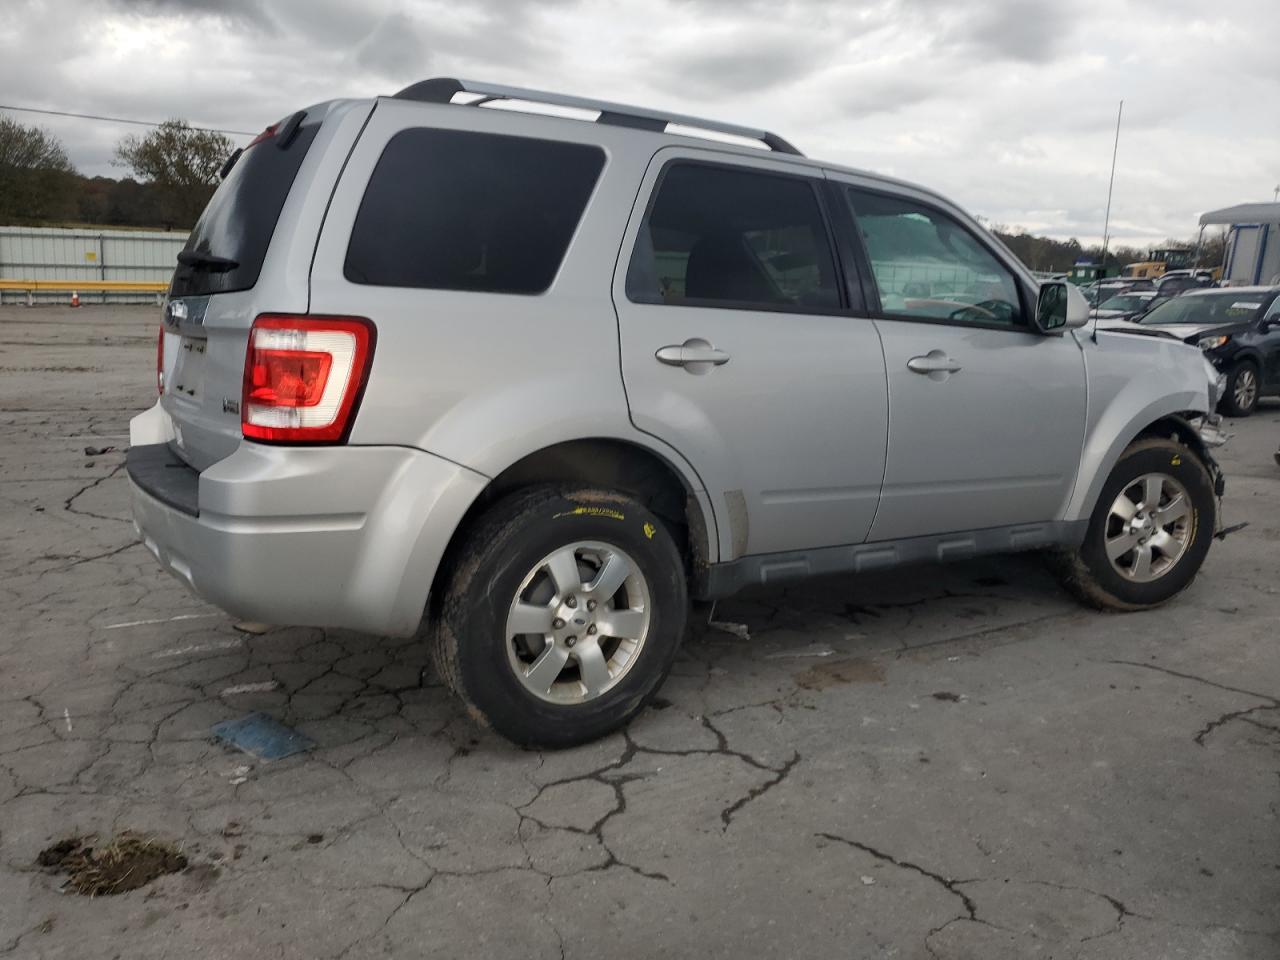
[{"left": 70, "top": 291, "right": 80, "bottom": 308}]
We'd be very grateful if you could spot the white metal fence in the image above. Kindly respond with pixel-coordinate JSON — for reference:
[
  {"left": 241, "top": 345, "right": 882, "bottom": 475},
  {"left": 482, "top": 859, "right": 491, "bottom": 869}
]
[{"left": 0, "top": 226, "right": 188, "bottom": 304}]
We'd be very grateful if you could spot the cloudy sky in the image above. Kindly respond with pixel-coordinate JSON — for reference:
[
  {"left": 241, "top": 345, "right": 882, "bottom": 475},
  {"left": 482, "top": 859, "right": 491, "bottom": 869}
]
[{"left": 2, "top": 0, "right": 1277, "bottom": 245}]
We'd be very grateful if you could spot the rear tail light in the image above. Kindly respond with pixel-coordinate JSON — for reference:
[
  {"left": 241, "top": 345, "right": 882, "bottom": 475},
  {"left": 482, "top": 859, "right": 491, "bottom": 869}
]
[{"left": 241, "top": 315, "right": 375, "bottom": 443}]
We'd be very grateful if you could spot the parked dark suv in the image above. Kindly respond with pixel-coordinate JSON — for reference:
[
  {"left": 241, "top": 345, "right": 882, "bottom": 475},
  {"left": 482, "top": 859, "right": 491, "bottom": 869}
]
[{"left": 1137, "top": 286, "right": 1280, "bottom": 415}]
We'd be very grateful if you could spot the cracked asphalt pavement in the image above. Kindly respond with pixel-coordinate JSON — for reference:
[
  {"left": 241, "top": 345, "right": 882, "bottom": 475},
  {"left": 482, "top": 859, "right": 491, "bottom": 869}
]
[{"left": 2, "top": 306, "right": 1279, "bottom": 959}]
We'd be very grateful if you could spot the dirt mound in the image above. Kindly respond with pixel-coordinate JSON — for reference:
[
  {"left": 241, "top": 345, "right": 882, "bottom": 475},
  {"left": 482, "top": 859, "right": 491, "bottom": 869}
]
[{"left": 36, "top": 833, "right": 188, "bottom": 896}]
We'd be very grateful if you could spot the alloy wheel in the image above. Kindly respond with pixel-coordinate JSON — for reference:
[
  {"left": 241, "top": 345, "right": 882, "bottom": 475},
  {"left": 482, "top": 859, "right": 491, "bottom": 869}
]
[
  {"left": 505, "top": 541, "right": 652, "bottom": 704},
  {"left": 1233, "top": 368, "right": 1257, "bottom": 411},
  {"left": 1104, "top": 473, "right": 1193, "bottom": 582}
]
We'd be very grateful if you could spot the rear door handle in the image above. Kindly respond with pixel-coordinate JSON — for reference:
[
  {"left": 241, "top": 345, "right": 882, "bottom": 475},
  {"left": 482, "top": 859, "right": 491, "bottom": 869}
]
[
  {"left": 907, "top": 351, "right": 962, "bottom": 377},
  {"left": 655, "top": 338, "right": 730, "bottom": 373}
]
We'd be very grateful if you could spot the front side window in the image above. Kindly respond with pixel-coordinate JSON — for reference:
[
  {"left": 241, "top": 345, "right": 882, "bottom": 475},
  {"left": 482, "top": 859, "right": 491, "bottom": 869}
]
[
  {"left": 345, "top": 128, "right": 605, "bottom": 294},
  {"left": 627, "top": 162, "right": 840, "bottom": 311},
  {"left": 846, "top": 188, "right": 1024, "bottom": 327}
]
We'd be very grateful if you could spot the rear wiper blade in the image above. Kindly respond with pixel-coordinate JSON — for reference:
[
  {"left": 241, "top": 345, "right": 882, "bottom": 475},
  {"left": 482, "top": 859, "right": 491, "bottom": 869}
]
[{"left": 176, "top": 250, "right": 239, "bottom": 272}]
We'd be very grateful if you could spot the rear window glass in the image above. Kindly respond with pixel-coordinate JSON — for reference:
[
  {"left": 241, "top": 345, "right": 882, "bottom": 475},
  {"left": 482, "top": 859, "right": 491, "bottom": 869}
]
[
  {"left": 171, "top": 122, "right": 319, "bottom": 298},
  {"left": 626, "top": 162, "right": 840, "bottom": 311},
  {"left": 344, "top": 128, "right": 605, "bottom": 294}
]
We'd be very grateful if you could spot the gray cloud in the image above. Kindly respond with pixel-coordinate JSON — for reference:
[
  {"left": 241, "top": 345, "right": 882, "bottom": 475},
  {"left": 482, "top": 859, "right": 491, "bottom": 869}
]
[
  {"left": 354, "top": 12, "right": 431, "bottom": 82},
  {"left": 654, "top": 37, "right": 834, "bottom": 98},
  {"left": 108, "top": 0, "right": 275, "bottom": 29}
]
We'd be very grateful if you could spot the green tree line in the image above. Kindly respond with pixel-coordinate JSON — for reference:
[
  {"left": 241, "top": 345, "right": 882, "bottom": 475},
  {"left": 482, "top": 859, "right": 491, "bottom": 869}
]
[
  {"left": 985, "top": 220, "right": 1226, "bottom": 274},
  {"left": 0, "top": 116, "right": 232, "bottom": 230}
]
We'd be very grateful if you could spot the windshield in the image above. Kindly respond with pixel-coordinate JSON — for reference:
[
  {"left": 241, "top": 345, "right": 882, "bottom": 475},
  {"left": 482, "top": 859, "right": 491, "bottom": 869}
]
[
  {"left": 1098, "top": 294, "right": 1145, "bottom": 311},
  {"left": 1138, "top": 292, "right": 1265, "bottom": 325}
]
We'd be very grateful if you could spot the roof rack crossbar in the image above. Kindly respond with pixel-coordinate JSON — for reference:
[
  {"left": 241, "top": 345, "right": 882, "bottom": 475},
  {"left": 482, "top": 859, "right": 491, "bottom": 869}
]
[{"left": 392, "top": 77, "right": 803, "bottom": 156}]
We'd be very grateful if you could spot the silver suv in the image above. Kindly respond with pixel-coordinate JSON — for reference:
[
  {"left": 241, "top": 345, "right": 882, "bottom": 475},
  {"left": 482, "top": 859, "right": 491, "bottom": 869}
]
[{"left": 129, "top": 79, "right": 1224, "bottom": 747}]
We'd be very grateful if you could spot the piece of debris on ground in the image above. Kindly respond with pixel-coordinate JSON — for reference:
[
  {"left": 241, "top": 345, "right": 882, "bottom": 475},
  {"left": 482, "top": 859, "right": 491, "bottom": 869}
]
[
  {"left": 708, "top": 620, "right": 751, "bottom": 640},
  {"left": 212, "top": 712, "right": 315, "bottom": 761}
]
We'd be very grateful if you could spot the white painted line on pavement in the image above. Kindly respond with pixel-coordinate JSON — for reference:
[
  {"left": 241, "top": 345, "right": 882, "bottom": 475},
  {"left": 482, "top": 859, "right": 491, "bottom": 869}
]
[
  {"left": 103, "top": 613, "right": 220, "bottom": 630},
  {"left": 220, "top": 682, "right": 279, "bottom": 696},
  {"left": 152, "top": 638, "right": 244, "bottom": 659}
]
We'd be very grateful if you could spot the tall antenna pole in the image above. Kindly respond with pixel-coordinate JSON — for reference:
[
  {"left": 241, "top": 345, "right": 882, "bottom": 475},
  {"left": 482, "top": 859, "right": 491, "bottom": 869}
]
[{"left": 1100, "top": 100, "right": 1123, "bottom": 275}]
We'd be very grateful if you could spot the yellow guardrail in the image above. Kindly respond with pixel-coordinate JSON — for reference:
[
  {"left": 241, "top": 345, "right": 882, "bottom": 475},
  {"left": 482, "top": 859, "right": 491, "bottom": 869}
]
[{"left": 0, "top": 279, "right": 168, "bottom": 292}]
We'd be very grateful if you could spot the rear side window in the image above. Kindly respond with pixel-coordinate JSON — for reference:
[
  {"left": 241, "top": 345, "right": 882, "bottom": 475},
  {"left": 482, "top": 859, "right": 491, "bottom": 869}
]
[
  {"left": 627, "top": 162, "right": 840, "bottom": 311},
  {"left": 344, "top": 129, "right": 605, "bottom": 294},
  {"left": 171, "top": 122, "right": 319, "bottom": 298}
]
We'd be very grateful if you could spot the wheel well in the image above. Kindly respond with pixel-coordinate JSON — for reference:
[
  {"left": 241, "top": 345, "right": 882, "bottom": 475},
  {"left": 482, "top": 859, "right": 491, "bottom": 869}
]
[
  {"left": 1134, "top": 415, "right": 1203, "bottom": 455},
  {"left": 428, "top": 439, "right": 708, "bottom": 614},
  {"left": 1132, "top": 415, "right": 1222, "bottom": 498}
]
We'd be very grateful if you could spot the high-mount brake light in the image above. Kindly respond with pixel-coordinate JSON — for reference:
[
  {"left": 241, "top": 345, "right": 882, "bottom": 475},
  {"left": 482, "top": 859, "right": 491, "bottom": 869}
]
[
  {"left": 241, "top": 315, "right": 375, "bottom": 443},
  {"left": 246, "top": 123, "right": 278, "bottom": 149}
]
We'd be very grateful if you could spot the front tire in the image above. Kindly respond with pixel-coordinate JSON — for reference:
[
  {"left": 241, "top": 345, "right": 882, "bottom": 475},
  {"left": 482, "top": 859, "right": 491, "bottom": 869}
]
[
  {"left": 1219, "top": 361, "right": 1259, "bottom": 417},
  {"left": 1054, "top": 438, "right": 1216, "bottom": 611},
  {"left": 430, "top": 485, "right": 688, "bottom": 748}
]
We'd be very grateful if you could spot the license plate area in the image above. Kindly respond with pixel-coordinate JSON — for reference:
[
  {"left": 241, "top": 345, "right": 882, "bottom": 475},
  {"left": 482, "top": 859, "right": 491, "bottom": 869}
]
[{"left": 168, "top": 335, "right": 207, "bottom": 401}]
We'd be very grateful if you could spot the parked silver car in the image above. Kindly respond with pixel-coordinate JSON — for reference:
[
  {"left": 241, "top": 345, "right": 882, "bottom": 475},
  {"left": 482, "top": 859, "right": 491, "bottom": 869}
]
[{"left": 129, "top": 79, "right": 1225, "bottom": 746}]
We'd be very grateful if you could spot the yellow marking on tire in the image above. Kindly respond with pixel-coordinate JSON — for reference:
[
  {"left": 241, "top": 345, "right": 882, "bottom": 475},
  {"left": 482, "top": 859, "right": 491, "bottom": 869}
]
[
  {"left": 553, "top": 506, "right": 626, "bottom": 521},
  {"left": 643, "top": 522, "right": 656, "bottom": 540}
]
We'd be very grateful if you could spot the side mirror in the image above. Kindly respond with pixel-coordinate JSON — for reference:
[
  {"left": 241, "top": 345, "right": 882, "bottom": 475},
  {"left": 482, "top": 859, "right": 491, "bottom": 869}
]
[{"left": 1035, "top": 281, "right": 1089, "bottom": 333}]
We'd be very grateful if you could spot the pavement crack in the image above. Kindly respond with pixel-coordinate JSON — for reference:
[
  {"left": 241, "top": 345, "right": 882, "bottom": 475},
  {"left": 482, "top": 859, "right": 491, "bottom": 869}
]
[
  {"left": 1107, "top": 659, "right": 1279, "bottom": 703},
  {"left": 63, "top": 461, "right": 130, "bottom": 522},
  {"left": 520, "top": 736, "right": 672, "bottom": 885},
  {"left": 1108, "top": 659, "right": 1280, "bottom": 746},
  {"left": 1195, "top": 704, "right": 1280, "bottom": 746},
  {"left": 816, "top": 832, "right": 977, "bottom": 921},
  {"left": 720, "top": 752, "right": 800, "bottom": 829},
  {"left": 894, "top": 611, "right": 1077, "bottom": 658}
]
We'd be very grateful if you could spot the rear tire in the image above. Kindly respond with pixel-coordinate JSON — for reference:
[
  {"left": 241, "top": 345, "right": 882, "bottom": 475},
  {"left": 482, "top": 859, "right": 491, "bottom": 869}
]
[
  {"left": 429, "top": 485, "right": 688, "bottom": 748},
  {"left": 1219, "top": 361, "right": 1259, "bottom": 417},
  {"left": 1053, "top": 438, "right": 1215, "bottom": 611}
]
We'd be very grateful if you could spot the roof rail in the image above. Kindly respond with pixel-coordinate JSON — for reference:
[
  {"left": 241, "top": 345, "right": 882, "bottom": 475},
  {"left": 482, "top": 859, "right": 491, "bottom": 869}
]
[{"left": 392, "top": 78, "right": 803, "bottom": 157}]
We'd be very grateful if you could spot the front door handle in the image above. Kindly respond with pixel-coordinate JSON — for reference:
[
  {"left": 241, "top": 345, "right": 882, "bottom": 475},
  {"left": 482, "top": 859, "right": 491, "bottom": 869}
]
[
  {"left": 655, "top": 338, "right": 730, "bottom": 373},
  {"left": 907, "top": 350, "right": 962, "bottom": 379}
]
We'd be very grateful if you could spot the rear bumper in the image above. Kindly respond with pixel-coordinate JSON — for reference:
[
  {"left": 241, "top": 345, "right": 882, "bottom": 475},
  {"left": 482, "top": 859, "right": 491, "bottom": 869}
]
[{"left": 127, "top": 407, "right": 488, "bottom": 636}]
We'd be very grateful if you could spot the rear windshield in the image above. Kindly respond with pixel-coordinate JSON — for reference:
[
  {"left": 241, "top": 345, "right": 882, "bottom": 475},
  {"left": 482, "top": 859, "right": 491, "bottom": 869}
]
[
  {"left": 1098, "top": 294, "right": 1146, "bottom": 311},
  {"left": 170, "top": 121, "right": 319, "bottom": 298},
  {"left": 1139, "top": 292, "right": 1267, "bottom": 325},
  {"left": 344, "top": 128, "right": 605, "bottom": 294}
]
